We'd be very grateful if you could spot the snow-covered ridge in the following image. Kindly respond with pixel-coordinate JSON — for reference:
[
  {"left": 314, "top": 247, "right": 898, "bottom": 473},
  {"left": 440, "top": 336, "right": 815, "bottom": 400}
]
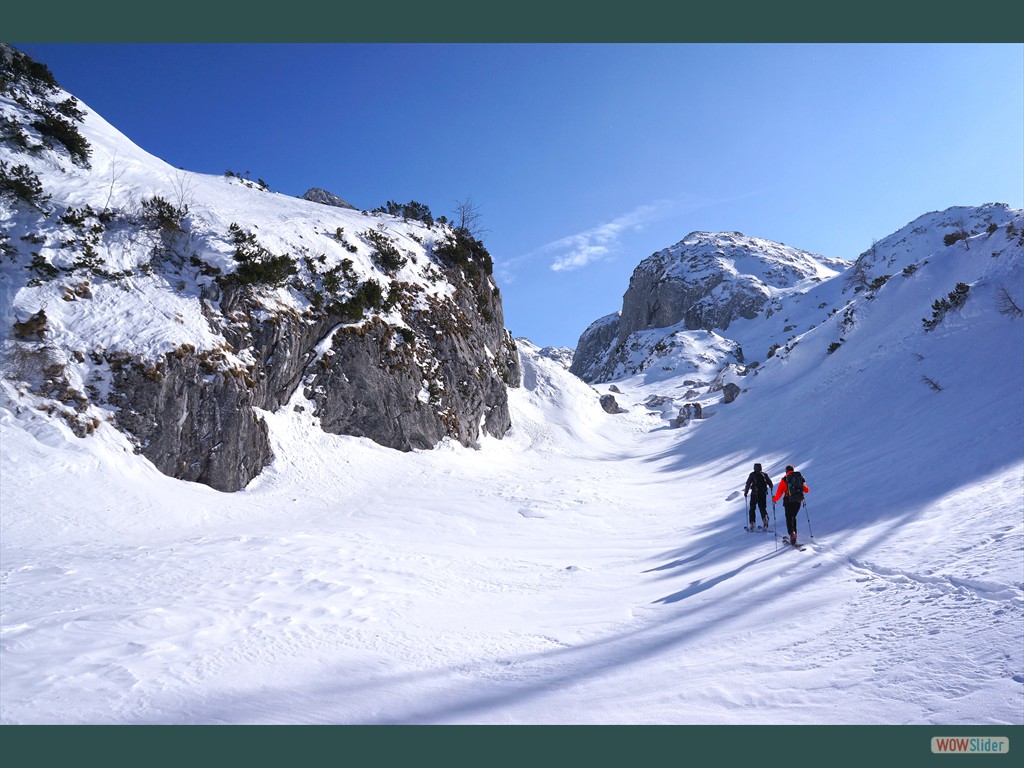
[
  {"left": 571, "top": 206, "right": 1023, "bottom": 390},
  {"left": 0, "top": 45, "right": 520, "bottom": 491},
  {"left": 648, "top": 230, "right": 847, "bottom": 288},
  {"left": 570, "top": 230, "right": 849, "bottom": 382}
]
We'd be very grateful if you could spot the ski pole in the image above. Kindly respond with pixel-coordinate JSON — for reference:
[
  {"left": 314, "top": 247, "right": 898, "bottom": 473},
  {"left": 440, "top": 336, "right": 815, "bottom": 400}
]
[
  {"left": 803, "top": 499, "right": 814, "bottom": 540},
  {"left": 772, "top": 500, "right": 778, "bottom": 551}
]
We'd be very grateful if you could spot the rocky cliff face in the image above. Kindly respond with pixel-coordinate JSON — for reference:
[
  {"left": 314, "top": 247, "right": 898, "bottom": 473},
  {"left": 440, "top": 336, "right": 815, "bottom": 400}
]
[
  {"left": 570, "top": 231, "right": 847, "bottom": 383},
  {"left": 567, "top": 313, "right": 620, "bottom": 382},
  {"left": 101, "top": 263, "right": 519, "bottom": 491},
  {"left": 0, "top": 44, "right": 521, "bottom": 493}
]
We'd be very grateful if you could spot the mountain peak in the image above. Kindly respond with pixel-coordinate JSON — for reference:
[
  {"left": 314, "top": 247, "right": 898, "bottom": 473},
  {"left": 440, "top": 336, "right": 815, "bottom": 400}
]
[
  {"left": 570, "top": 207, "right": 1022, "bottom": 386},
  {"left": 301, "top": 187, "right": 357, "bottom": 210}
]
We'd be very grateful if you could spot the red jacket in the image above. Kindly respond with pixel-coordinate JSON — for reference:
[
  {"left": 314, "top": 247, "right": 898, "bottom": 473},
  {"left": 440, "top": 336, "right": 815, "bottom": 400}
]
[{"left": 772, "top": 472, "right": 809, "bottom": 503}]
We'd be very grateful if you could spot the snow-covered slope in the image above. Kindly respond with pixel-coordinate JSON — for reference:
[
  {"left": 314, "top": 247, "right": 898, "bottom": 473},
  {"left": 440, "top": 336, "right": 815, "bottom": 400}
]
[
  {"left": 573, "top": 204, "right": 1021, "bottom": 397},
  {"left": 1, "top": 46, "right": 1021, "bottom": 726},
  {"left": 2, "top": 228, "right": 1022, "bottom": 723},
  {"left": 571, "top": 231, "right": 849, "bottom": 382},
  {"left": 1, "top": 45, "right": 519, "bottom": 491}
]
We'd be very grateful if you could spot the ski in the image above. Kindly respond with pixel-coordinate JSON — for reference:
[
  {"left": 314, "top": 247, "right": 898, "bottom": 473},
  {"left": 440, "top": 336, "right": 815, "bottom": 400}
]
[
  {"left": 744, "top": 526, "right": 773, "bottom": 532},
  {"left": 781, "top": 538, "right": 807, "bottom": 551}
]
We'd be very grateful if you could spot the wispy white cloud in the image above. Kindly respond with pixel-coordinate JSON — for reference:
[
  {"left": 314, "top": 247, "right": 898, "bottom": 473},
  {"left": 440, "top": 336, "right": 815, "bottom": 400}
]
[
  {"left": 495, "top": 192, "right": 756, "bottom": 285},
  {"left": 548, "top": 202, "right": 669, "bottom": 272}
]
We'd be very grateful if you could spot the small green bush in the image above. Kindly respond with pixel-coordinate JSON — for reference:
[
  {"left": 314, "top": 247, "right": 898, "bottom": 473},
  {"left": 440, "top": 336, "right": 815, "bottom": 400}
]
[
  {"left": 227, "top": 223, "right": 297, "bottom": 287},
  {"left": 32, "top": 109, "right": 91, "bottom": 166},
  {"left": 59, "top": 204, "right": 102, "bottom": 230},
  {"left": 362, "top": 228, "right": 406, "bottom": 273},
  {"left": 0, "top": 161, "right": 50, "bottom": 208},
  {"left": 0, "top": 46, "right": 59, "bottom": 96},
  {"left": 327, "top": 279, "right": 384, "bottom": 321},
  {"left": 923, "top": 282, "right": 970, "bottom": 331},
  {"left": 232, "top": 255, "right": 297, "bottom": 287},
  {"left": 374, "top": 199, "right": 435, "bottom": 226},
  {"left": 71, "top": 243, "right": 105, "bottom": 274},
  {"left": 433, "top": 229, "right": 493, "bottom": 276},
  {"left": 140, "top": 196, "right": 187, "bottom": 232},
  {"left": 27, "top": 252, "right": 59, "bottom": 280},
  {"left": 868, "top": 275, "right": 891, "bottom": 292},
  {"left": 54, "top": 97, "right": 85, "bottom": 122}
]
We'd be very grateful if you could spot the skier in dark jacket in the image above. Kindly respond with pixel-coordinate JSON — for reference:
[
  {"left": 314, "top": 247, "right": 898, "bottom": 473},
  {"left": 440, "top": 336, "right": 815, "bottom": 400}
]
[
  {"left": 744, "top": 463, "right": 773, "bottom": 529},
  {"left": 772, "top": 465, "right": 809, "bottom": 544}
]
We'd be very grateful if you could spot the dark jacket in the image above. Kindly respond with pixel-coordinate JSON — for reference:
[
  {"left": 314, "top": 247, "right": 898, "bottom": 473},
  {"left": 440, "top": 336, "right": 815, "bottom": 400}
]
[{"left": 745, "top": 468, "right": 773, "bottom": 496}]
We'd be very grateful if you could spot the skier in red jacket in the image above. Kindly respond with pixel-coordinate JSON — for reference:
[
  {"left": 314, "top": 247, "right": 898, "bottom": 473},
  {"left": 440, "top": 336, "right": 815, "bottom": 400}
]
[{"left": 772, "top": 465, "right": 809, "bottom": 545}]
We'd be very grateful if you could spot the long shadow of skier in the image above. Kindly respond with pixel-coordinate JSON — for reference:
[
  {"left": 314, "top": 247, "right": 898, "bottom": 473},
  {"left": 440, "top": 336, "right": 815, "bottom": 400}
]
[
  {"left": 641, "top": 540, "right": 731, "bottom": 573},
  {"left": 651, "top": 549, "right": 783, "bottom": 604}
]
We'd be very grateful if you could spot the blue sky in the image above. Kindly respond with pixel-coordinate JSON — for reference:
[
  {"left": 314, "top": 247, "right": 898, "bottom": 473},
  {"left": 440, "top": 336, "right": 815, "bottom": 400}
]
[{"left": 14, "top": 43, "right": 1024, "bottom": 348}]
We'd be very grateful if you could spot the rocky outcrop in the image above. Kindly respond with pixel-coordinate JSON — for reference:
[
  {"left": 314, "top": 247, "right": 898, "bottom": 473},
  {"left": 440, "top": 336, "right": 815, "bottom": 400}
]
[
  {"left": 302, "top": 187, "right": 357, "bottom": 210},
  {"left": 571, "top": 232, "right": 845, "bottom": 383},
  {"left": 568, "top": 312, "right": 620, "bottom": 381},
  {"left": 0, "top": 49, "right": 525, "bottom": 494},
  {"left": 304, "top": 267, "right": 519, "bottom": 451},
  {"left": 674, "top": 402, "right": 703, "bottom": 427},
  {"left": 614, "top": 232, "right": 838, "bottom": 342},
  {"left": 599, "top": 393, "right": 624, "bottom": 414},
  {"left": 105, "top": 264, "right": 520, "bottom": 492},
  {"left": 107, "top": 351, "right": 273, "bottom": 493}
]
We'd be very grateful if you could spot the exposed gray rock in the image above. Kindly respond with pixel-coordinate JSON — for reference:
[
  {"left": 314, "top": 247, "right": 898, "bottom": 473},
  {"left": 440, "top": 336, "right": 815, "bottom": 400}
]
[
  {"left": 302, "top": 187, "right": 357, "bottom": 210},
  {"left": 103, "top": 246, "right": 520, "bottom": 492},
  {"left": 673, "top": 402, "right": 703, "bottom": 428},
  {"left": 569, "top": 312, "right": 620, "bottom": 381},
  {"left": 600, "top": 394, "right": 623, "bottom": 414},
  {"left": 108, "top": 352, "right": 273, "bottom": 493},
  {"left": 306, "top": 269, "right": 519, "bottom": 450},
  {"left": 571, "top": 232, "right": 846, "bottom": 383},
  {"left": 643, "top": 395, "right": 675, "bottom": 408},
  {"left": 534, "top": 344, "right": 575, "bottom": 370},
  {"left": 722, "top": 382, "right": 741, "bottom": 403}
]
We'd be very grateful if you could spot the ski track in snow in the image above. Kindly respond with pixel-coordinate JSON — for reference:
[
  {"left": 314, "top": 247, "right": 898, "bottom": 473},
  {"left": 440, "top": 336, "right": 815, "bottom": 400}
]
[
  {"left": 3, "top": 310, "right": 1023, "bottom": 724},
  {"left": 2, "top": 376, "right": 1021, "bottom": 724},
  {"left": 1, "top": 85, "right": 1022, "bottom": 725}
]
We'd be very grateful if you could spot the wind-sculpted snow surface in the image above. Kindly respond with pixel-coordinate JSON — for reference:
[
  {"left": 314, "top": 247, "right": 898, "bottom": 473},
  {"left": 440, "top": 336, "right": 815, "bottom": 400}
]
[
  {"left": 2, "top": 270, "right": 1022, "bottom": 723},
  {"left": 1, "top": 45, "right": 1022, "bottom": 726}
]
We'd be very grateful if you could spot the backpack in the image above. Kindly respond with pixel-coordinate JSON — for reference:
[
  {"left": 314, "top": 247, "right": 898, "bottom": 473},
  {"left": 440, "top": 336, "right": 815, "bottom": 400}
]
[
  {"left": 785, "top": 471, "right": 805, "bottom": 501},
  {"left": 750, "top": 471, "right": 770, "bottom": 493}
]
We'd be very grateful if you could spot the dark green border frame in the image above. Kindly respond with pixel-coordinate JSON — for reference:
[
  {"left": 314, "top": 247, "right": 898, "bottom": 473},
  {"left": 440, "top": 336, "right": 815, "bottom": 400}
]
[
  {"left": 2, "top": 725, "right": 1022, "bottom": 766},
  {"left": 2, "top": 2, "right": 1022, "bottom": 765},
  {"left": 4, "top": 0, "right": 1024, "bottom": 42}
]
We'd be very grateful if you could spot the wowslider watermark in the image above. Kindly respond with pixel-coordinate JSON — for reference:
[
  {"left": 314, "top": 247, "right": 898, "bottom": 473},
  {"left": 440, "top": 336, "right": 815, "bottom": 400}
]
[{"left": 931, "top": 736, "right": 1010, "bottom": 754}]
